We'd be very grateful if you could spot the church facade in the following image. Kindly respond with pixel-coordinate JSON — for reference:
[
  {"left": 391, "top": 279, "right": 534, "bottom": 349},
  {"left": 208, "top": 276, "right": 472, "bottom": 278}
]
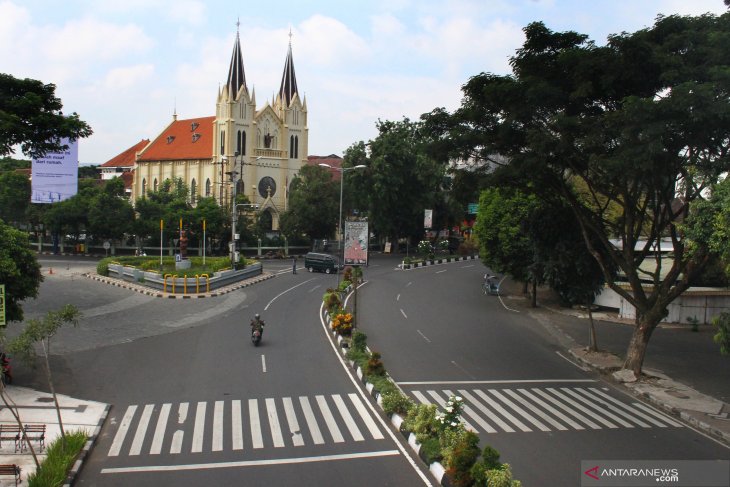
[{"left": 131, "top": 29, "right": 307, "bottom": 231}]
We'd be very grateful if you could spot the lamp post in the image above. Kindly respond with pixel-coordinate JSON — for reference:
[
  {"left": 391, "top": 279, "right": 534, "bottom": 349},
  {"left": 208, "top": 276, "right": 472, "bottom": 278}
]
[
  {"left": 318, "top": 163, "right": 366, "bottom": 283},
  {"left": 226, "top": 168, "right": 239, "bottom": 269}
]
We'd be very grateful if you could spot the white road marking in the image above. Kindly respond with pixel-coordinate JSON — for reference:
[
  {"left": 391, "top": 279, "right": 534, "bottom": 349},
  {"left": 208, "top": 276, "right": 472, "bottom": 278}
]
[
  {"left": 489, "top": 389, "right": 550, "bottom": 432},
  {"left": 249, "top": 399, "right": 264, "bottom": 448},
  {"left": 333, "top": 394, "right": 364, "bottom": 441},
  {"left": 427, "top": 390, "right": 477, "bottom": 432},
  {"left": 150, "top": 403, "right": 171, "bottom": 454},
  {"left": 282, "top": 397, "right": 304, "bottom": 446},
  {"left": 192, "top": 402, "right": 207, "bottom": 452},
  {"left": 406, "top": 281, "right": 412, "bottom": 287},
  {"left": 231, "top": 400, "right": 244, "bottom": 450},
  {"left": 400, "top": 309, "right": 408, "bottom": 319},
  {"left": 308, "top": 284, "right": 321, "bottom": 293},
  {"left": 416, "top": 329, "right": 431, "bottom": 343},
  {"left": 397, "top": 379, "right": 595, "bottom": 385},
  {"left": 474, "top": 390, "right": 531, "bottom": 432},
  {"left": 503, "top": 389, "right": 568, "bottom": 431},
  {"left": 266, "top": 398, "right": 285, "bottom": 448},
  {"left": 261, "top": 354, "right": 267, "bottom": 373},
  {"left": 555, "top": 351, "right": 591, "bottom": 371},
  {"left": 572, "top": 388, "right": 650, "bottom": 427},
  {"left": 316, "top": 395, "right": 345, "bottom": 443},
  {"left": 443, "top": 389, "right": 497, "bottom": 433},
  {"left": 129, "top": 404, "right": 154, "bottom": 456},
  {"left": 264, "top": 278, "right": 316, "bottom": 310},
  {"left": 212, "top": 401, "right": 224, "bottom": 451},
  {"left": 101, "top": 450, "right": 401, "bottom": 474},
  {"left": 533, "top": 389, "right": 600, "bottom": 429},
  {"left": 460, "top": 265, "right": 474, "bottom": 268},
  {"left": 546, "top": 388, "right": 617, "bottom": 428},
  {"left": 397, "top": 294, "right": 401, "bottom": 301},
  {"left": 517, "top": 389, "right": 584, "bottom": 430},
  {"left": 435, "top": 269, "right": 446, "bottom": 274},
  {"left": 299, "top": 396, "right": 324, "bottom": 445},
  {"left": 109, "top": 405, "right": 137, "bottom": 456},
  {"left": 170, "top": 402, "right": 188, "bottom": 454},
  {"left": 560, "top": 388, "right": 633, "bottom": 427},
  {"left": 631, "top": 402, "right": 685, "bottom": 427},
  {"left": 348, "top": 393, "right": 384, "bottom": 439}
]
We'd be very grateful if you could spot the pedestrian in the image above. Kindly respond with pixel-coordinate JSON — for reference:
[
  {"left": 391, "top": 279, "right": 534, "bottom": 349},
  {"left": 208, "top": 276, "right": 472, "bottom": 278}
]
[{"left": 292, "top": 255, "right": 297, "bottom": 274}]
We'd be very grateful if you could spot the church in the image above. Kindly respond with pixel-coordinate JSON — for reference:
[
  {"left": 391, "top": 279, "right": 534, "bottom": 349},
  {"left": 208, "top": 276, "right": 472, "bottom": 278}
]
[{"left": 130, "top": 27, "right": 308, "bottom": 232}]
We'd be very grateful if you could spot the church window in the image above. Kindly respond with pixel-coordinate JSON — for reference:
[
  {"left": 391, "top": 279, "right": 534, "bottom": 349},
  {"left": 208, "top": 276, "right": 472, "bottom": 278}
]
[
  {"left": 190, "top": 179, "right": 197, "bottom": 204},
  {"left": 205, "top": 178, "right": 211, "bottom": 197},
  {"left": 294, "top": 135, "right": 299, "bottom": 159},
  {"left": 289, "top": 136, "right": 294, "bottom": 158},
  {"left": 220, "top": 130, "right": 225, "bottom": 155},
  {"left": 242, "top": 131, "right": 246, "bottom": 155},
  {"left": 237, "top": 130, "right": 242, "bottom": 155},
  {"left": 153, "top": 178, "right": 158, "bottom": 192},
  {"left": 142, "top": 178, "right": 147, "bottom": 196}
]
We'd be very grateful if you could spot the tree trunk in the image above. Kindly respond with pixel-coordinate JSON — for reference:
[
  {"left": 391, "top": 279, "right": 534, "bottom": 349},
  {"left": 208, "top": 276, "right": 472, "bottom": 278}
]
[
  {"left": 587, "top": 297, "right": 598, "bottom": 352},
  {"left": 623, "top": 318, "right": 657, "bottom": 376},
  {"left": 531, "top": 280, "right": 537, "bottom": 308},
  {"left": 42, "top": 340, "right": 67, "bottom": 450}
]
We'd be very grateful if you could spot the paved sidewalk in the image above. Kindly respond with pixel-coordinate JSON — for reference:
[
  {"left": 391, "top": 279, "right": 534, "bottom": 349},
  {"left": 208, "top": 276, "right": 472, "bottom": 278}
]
[{"left": 0, "top": 386, "right": 109, "bottom": 486}]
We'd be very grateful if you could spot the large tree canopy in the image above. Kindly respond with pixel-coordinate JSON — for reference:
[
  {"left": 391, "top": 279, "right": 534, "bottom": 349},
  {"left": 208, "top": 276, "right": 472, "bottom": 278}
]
[
  {"left": 425, "top": 13, "right": 730, "bottom": 376},
  {"left": 0, "top": 73, "right": 92, "bottom": 158},
  {"left": 0, "top": 219, "right": 42, "bottom": 322},
  {"left": 280, "top": 165, "right": 338, "bottom": 241}
]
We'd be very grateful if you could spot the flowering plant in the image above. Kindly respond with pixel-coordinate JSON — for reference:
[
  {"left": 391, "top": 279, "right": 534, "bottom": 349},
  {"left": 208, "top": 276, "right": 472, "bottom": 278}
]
[
  {"left": 331, "top": 311, "right": 353, "bottom": 336},
  {"left": 436, "top": 395, "right": 464, "bottom": 432}
]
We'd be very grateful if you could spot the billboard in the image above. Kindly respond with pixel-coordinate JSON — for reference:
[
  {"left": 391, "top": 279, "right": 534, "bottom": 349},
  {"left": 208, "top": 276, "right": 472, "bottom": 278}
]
[
  {"left": 424, "top": 209, "right": 433, "bottom": 229},
  {"left": 31, "top": 138, "right": 79, "bottom": 203},
  {"left": 344, "top": 221, "right": 368, "bottom": 265}
]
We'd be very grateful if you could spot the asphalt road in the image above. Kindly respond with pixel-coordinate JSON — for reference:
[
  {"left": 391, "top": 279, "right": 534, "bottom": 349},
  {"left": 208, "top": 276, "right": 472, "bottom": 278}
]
[
  {"left": 13, "top": 256, "right": 433, "bottom": 487},
  {"left": 354, "top": 257, "right": 730, "bottom": 486}
]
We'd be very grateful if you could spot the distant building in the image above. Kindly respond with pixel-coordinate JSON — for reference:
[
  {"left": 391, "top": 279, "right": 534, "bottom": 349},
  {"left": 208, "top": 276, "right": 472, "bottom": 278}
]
[
  {"left": 126, "top": 27, "right": 308, "bottom": 232},
  {"left": 307, "top": 154, "right": 343, "bottom": 181},
  {"left": 99, "top": 139, "right": 149, "bottom": 197}
]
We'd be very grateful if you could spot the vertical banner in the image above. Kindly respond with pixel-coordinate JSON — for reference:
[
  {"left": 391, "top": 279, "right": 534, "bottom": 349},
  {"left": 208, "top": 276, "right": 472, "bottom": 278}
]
[
  {"left": 344, "top": 221, "right": 368, "bottom": 265},
  {"left": 0, "top": 284, "right": 5, "bottom": 326},
  {"left": 31, "top": 138, "right": 79, "bottom": 203},
  {"left": 424, "top": 209, "right": 433, "bottom": 229}
]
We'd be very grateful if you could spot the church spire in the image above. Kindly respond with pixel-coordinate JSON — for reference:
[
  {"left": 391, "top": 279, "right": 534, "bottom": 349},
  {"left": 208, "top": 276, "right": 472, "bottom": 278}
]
[
  {"left": 226, "top": 20, "right": 247, "bottom": 100},
  {"left": 278, "top": 29, "right": 299, "bottom": 107}
]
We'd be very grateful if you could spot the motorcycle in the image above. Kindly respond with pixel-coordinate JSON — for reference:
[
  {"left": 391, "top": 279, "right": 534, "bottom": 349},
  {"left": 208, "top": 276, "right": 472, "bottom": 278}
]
[{"left": 251, "top": 328, "right": 262, "bottom": 346}]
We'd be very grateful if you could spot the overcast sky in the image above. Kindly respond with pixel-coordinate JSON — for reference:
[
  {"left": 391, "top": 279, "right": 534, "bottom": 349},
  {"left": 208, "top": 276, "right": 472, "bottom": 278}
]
[{"left": 2, "top": 0, "right": 727, "bottom": 164}]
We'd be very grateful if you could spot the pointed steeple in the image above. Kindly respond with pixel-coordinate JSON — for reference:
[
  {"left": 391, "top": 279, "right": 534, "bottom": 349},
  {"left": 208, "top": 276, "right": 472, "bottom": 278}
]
[
  {"left": 278, "top": 30, "right": 299, "bottom": 107},
  {"left": 227, "top": 20, "right": 247, "bottom": 100}
]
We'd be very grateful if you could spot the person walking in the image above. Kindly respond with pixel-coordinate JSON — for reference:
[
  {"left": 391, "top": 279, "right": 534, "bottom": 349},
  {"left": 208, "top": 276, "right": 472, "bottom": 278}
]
[{"left": 292, "top": 256, "right": 297, "bottom": 274}]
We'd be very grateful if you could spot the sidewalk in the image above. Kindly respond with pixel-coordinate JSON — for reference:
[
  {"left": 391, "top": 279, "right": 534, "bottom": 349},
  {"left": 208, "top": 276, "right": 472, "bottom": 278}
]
[
  {"left": 501, "top": 280, "right": 730, "bottom": 447},
  {"left": 0, "top": 386, "right": 109, "bottom": 486}
]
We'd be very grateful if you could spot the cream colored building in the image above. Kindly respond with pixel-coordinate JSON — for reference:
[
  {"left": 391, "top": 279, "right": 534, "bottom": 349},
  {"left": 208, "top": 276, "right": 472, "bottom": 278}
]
[{"left": 131, "top": 29, "right": 307, "bottom": 231}]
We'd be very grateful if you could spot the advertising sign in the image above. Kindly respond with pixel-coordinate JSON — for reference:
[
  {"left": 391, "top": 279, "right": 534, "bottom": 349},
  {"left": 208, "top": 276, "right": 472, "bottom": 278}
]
[
  {"left": 344, "top": 221, "right": 368, "bottom": 265},
  {"left": 424, "top": 209, "right": 433, "bottom": 229},
  {"left": 31, "top": 138, "right": 79, "bottom": 203}
]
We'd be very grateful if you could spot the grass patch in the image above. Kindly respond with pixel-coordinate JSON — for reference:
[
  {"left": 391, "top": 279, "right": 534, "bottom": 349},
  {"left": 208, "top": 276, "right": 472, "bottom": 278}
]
[
  {"left": 97, "top": 256, "right": 253, "bottom": 277},
  {"left": 28, "top": 430, "right": 88, "bottom": 487}
]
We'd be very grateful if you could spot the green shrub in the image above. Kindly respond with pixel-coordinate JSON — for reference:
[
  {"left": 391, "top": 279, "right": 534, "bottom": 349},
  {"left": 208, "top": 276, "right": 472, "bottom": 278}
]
[
  {"left": 368, "top": 374, "right": 397, "bottom": 396},
  {"left": 403, "top": 256, "right": 412, "bottom": 265},
  {"left": 403, "top": 403, "right": 440, "bottom": 443},
  {"left": 442, "top": 428, "right": 481, "bottom": 487},
  {"left": 96, "top": 257, "right": 112, "bottom": 276},
  {"left": 381, "top": 390, "right": 414, "bottom": 416},
  {"left": 323, "top": 289, "right": 342, "bottom": 315},
  {"left": 346, "top": 347, "right": 369, "bottom": 366},
  {"left": 419, "top": 436, "right": 443, "bottom": 464},
  {"left": 338, "top": 280, "right": 352, "bottom": 292},
  {"left": 365, "top": 351, "right": 385, "bottom": 377},
  {"left": 474, "top": 464, "right": 521, "bottom": 487},
  {"left": 28, "top": 430, "right": 88, "bottom": 487},
  {"left": 712, "top": 312, "right": 730, "bottom": 355},
  {"left": 437, "top": 395, "right": 464, "bottom": 433},
  {"left": 351, "top": 330, "right": 367, "bottom": 353}
]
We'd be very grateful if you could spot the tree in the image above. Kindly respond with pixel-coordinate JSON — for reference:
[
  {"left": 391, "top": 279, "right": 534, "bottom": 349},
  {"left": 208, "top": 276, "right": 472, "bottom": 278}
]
[
  {"left": 0, "top": 219, "right": 42, "bottom": 322},
  {"left": 426, "top": 14, "right": 730, "bottom": 376},
  {"left": 0, "top": 171, "right": 31, "bottom": 225},
  {"left": 282, "top": 165, "right": 338, "bottom": 240},
  {"left": 9, "top": 304, "right": 81, "bottom": 451},
  {"left": 0, "top": 73, "right": 92, "bottom": 158},
  {"left": 87, "top": 178, "right": 135, "bottom": 243}
]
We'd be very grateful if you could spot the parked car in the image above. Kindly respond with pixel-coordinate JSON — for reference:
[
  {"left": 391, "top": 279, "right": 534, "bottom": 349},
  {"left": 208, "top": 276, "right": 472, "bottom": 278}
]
[{"left": 304, "top": 252, "right": 341, "bottom": 274}]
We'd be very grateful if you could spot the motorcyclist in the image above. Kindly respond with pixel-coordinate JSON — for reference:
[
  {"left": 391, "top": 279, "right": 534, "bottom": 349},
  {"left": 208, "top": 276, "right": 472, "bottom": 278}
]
[{"left": 250, "top": 313, "right": 265, "bottom": 338}]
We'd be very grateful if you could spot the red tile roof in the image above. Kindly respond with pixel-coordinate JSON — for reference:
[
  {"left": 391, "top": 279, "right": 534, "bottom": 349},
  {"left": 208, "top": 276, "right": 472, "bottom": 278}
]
[
  {"left": 307, "top": 154, "right": 343, "bottom": 181},
  {"left": 101, "top": 139, "right": 149, "bottom": 168},
  {"left": 121, "top": 171, "right": 134, "bottom": 192},
  {"left": 138, "top": 116, "right": 215, "bottom": 161}
]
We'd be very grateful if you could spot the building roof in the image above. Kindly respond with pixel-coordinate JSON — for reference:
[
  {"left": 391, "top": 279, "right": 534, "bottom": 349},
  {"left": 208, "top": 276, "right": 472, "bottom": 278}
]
[
  {"left": 138, "top": 116, "right": 215, "bottom": 162},
  {"left": 121, "top": 171, "right": 134, "bottom": 192},
  {"left": 308, "top": 154, "right": 343, "bottom": 181},
  {"left": 279, "top": 39, "right": 299, "bottom": 107},
  {"left": 101, "top": 139, "right": 149, "bottom": 168},
  {"left": 227, "top": 30, "right": 247, "bottom": 100}
]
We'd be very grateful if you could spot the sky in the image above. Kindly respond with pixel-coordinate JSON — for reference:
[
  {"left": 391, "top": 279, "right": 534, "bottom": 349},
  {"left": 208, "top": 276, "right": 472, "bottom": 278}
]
[{"left": 1, "top": 0, "right": 727, "bottom": 165}]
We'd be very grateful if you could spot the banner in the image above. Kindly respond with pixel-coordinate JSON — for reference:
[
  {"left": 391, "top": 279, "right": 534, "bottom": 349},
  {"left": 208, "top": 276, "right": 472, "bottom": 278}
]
[
  {"left": 31, "top": 138, "right": 79, "bottom": 203},
  {"left": 424, "top": 209, "right": 433, "bottom": 229},
  {"left": 344, "top": 221, "right": 368, "bottom": 265}
]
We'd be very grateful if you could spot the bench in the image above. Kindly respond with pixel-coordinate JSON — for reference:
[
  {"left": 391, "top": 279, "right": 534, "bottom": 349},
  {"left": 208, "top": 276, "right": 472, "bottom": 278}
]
[
  {"left": 0, "top": 464, "right": 21, "bottom": 485},
  {"left": 0, "top": 425, "right": 22, "bottom": 452},
  {"left": 22, "top": 424, "right": 46, "bottom": 452}
]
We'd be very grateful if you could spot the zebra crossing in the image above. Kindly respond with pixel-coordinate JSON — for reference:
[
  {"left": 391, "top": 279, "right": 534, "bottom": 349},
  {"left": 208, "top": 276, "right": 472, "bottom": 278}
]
[
  {"left": 406, "top": 386, "right": 683, "bottom": 434},
  {"left": 107, "top": 393, "right": 385, "bottom": 457}
]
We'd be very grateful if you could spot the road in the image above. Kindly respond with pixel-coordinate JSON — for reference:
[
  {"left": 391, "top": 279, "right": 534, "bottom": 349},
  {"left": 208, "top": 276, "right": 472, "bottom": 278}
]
[
  {"left": 355, "top": 256, "right": 730, "bottom": 486},
  {"left": 14, "top": 255, "right": 432, "bottom": 486}
]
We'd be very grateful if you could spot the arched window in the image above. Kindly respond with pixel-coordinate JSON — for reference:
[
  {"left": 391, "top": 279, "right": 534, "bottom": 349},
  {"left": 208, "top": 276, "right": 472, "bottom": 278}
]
[
  {"left": 142, "top": 178, "right": 147, "bottom": 196},
  {"left": 190, "top": 179, "right": 197, "bottom": 204},
  {"left": 242, "top": 131, "right": 246, "bottom": 155},
  {"left": 294, "top": 135, "right": 299, "bottom": 159},
  {"left": 220, "top": 130, "right": 225, "bottom": 155},
  {"left": 153, "top": 178, "right": 158, "bottom": 192},
  {"left": 289, "top": 136, "right": 294, "bottom": 158},
  {"left": 205, "top": 178, "right": 211, "bottom": 197},
  {"left": 236, "top": 130, "right": 242, "bottom": 155},
  {"left": 236, "top": 179, "right": 244, "bottom": 195}
]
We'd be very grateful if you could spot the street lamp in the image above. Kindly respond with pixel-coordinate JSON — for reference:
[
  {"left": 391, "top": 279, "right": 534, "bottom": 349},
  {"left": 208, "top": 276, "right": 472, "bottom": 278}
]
[
  {"left": 226, "top": 168, "right": 239, "bottom": 269},
  {"left": 318, "top": 163, "right": 366, "bottom": 282}
]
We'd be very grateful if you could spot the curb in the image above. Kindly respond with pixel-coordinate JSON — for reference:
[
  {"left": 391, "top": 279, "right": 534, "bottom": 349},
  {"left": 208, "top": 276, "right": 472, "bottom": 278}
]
[
  {"left": 63, "top": 403, "right": 110, "bottom": 487},
  {"left": 84, "top": 272, "right": 276, "bottom": 298},
  {"left": 324, "top": 304, "right": 449, "bottom": 485},
  {"left": 398, "top": 254, "right": 479, "bottom": 270}
]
